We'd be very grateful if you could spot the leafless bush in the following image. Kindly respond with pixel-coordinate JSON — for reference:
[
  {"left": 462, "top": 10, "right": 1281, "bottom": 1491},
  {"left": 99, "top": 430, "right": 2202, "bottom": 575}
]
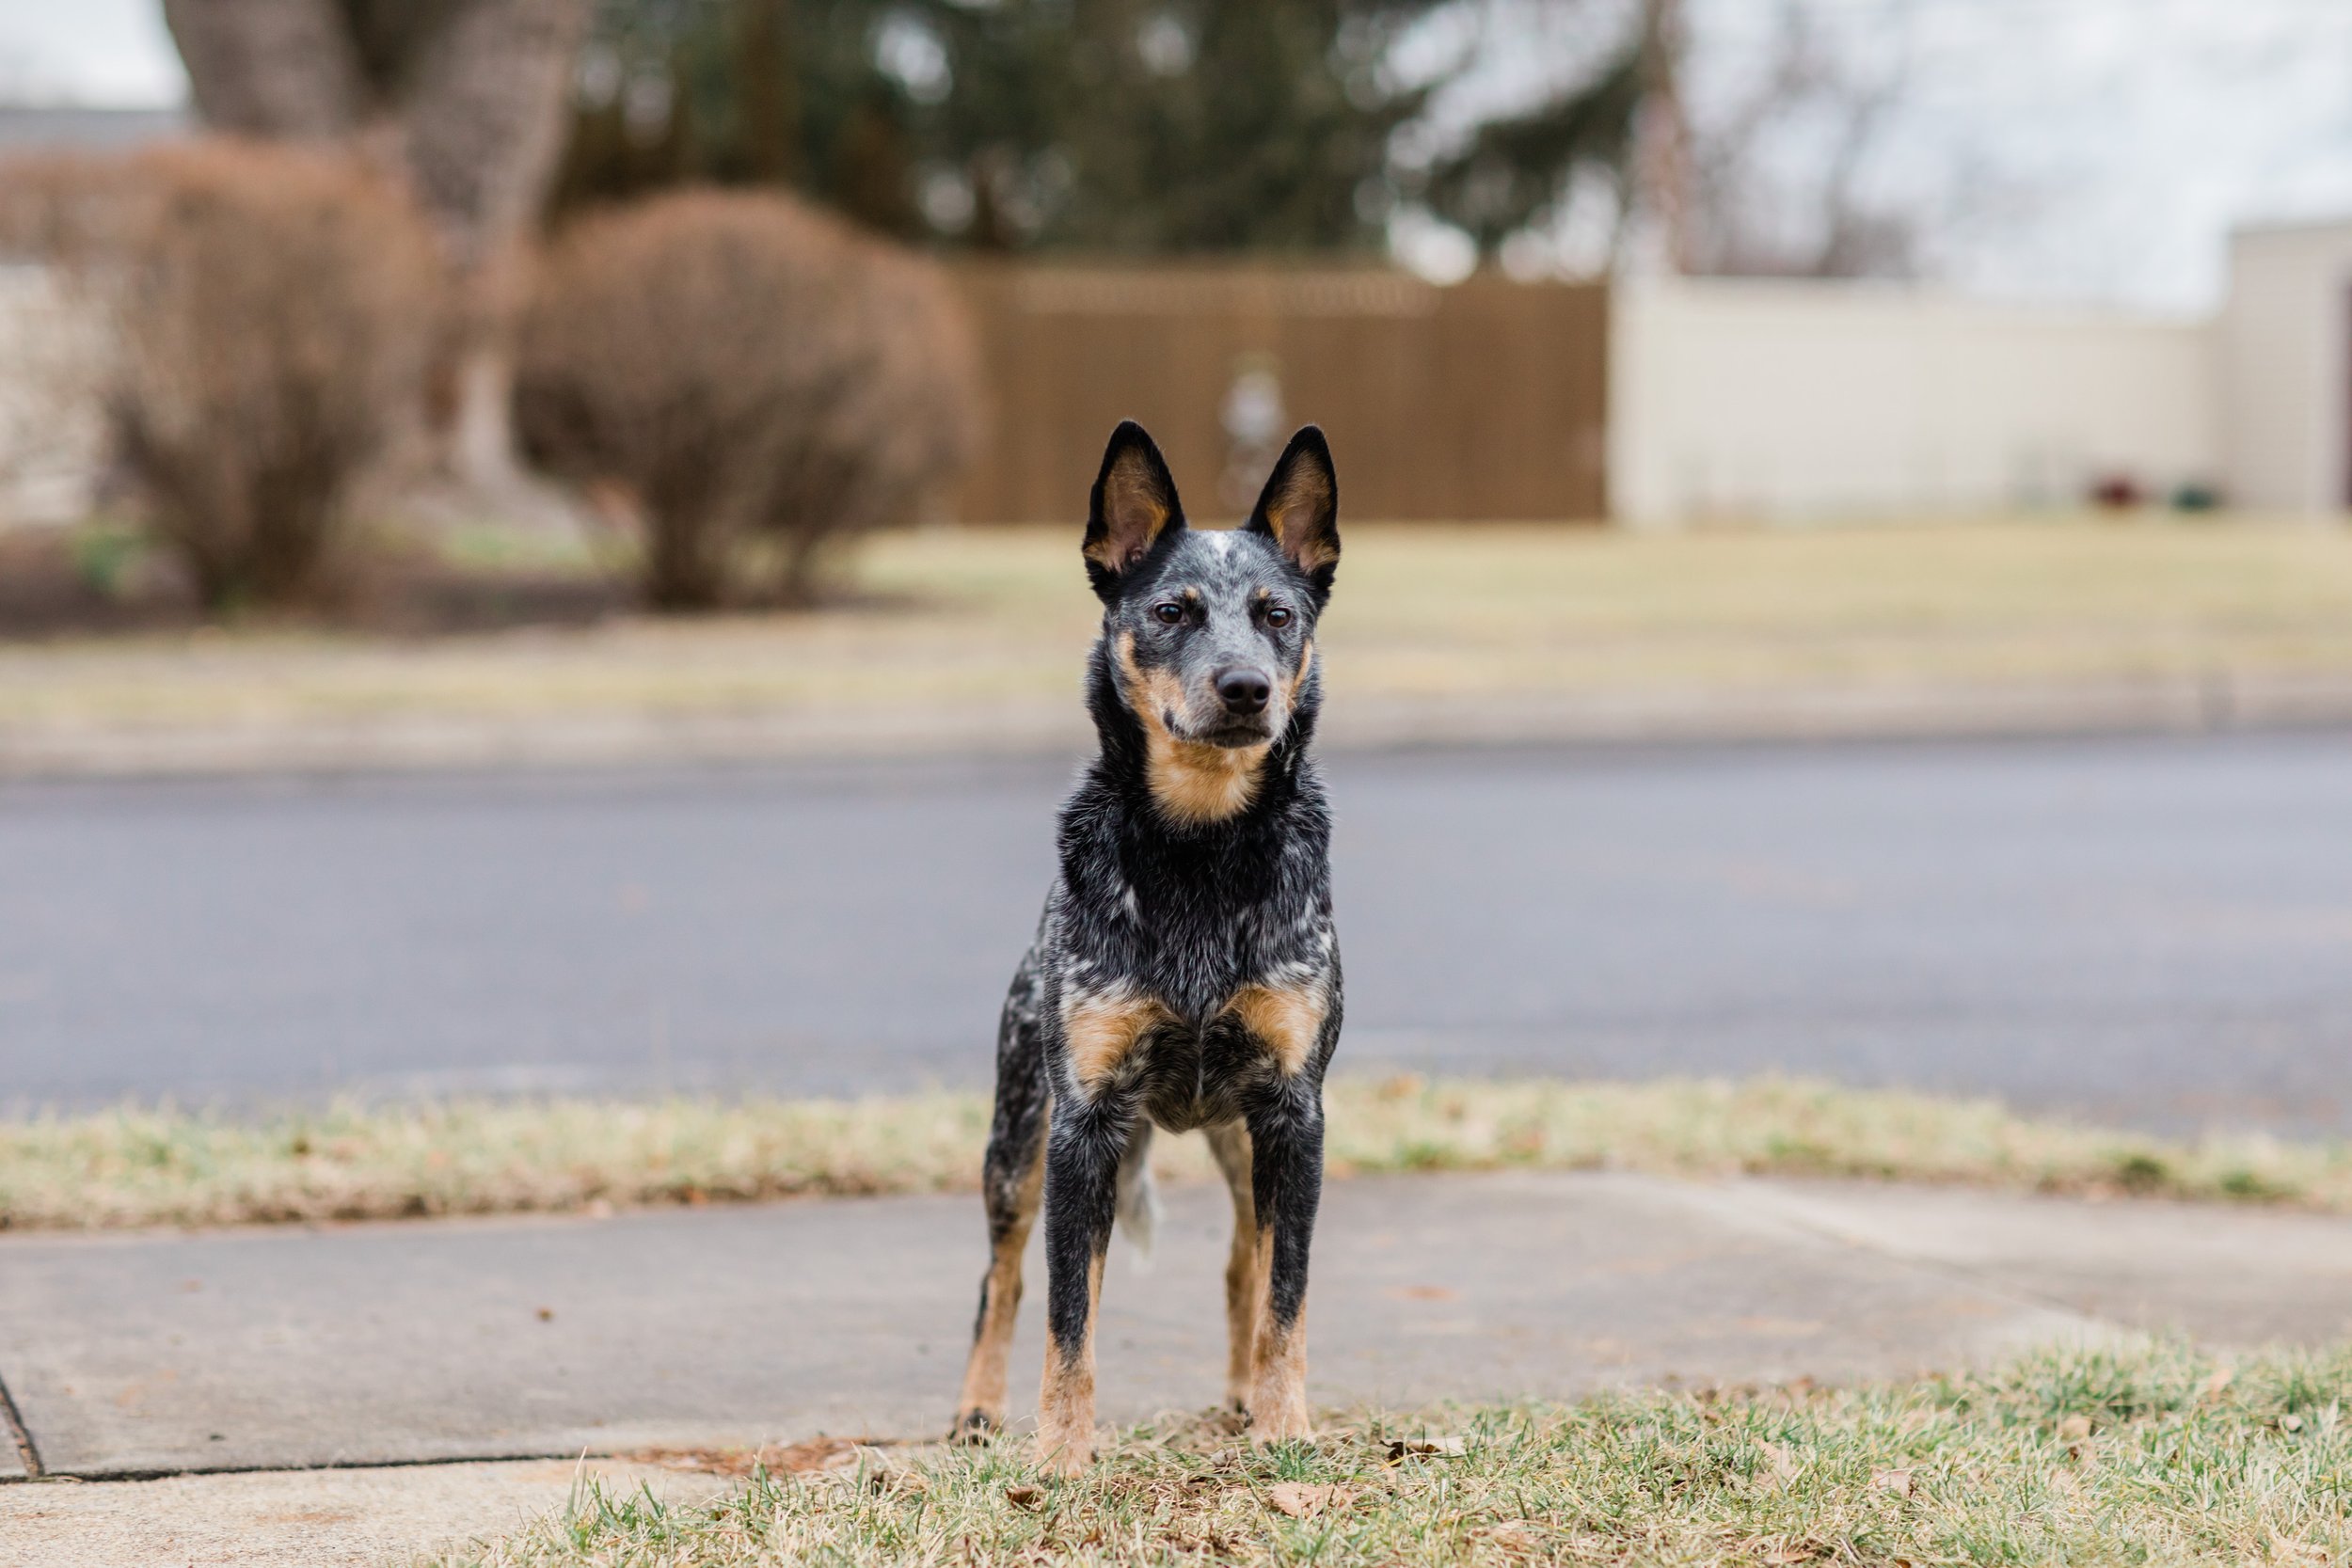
[
  {"left": 515, "top": 190, "right": 981, "bottom": 610},
  {"left": 0, "top": 141, "right": 443, "bottom": 610}
]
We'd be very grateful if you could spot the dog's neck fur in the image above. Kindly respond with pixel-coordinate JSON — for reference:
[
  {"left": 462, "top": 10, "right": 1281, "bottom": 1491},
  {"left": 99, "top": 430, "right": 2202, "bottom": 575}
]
[{"left": 1083, "top": 634, "right": 1319, "bottom": 834}]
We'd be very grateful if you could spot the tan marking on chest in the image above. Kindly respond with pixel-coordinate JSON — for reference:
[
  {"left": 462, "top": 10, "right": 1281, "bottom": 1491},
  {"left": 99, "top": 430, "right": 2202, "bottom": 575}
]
[
  {"left": 1228, "top": 982, "right": 1327, "bottom": 1077},
  {"left": 1063, "top": 990, "right": 1173, "bottom": 1092},
  {"left": 1117, "top": 633, "right": 1270, "bottom": 825}
]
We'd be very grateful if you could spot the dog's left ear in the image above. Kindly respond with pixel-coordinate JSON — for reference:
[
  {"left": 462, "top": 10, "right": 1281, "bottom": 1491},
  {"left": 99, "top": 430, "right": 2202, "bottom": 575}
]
[{"left": 1243, "top": 425, "right": 1339, "bottom": 603}]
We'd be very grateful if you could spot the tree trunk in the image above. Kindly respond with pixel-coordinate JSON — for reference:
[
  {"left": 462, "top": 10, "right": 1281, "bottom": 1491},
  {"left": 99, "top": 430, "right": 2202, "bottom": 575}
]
[
  {"left": 397, "top": 0, "right": 586, "bottom": 493},
  {"left": 1634, "top": 0, "right": 1693, "bottom": 275},
  {"left": 161, "top": 0, "right": 365, "bottom": 140},
  {"left": 393, "top": 0, "right": 587, "bottom": 273},
  {"left": 166, "top": 0, "right": 587, "bottom": 497}
]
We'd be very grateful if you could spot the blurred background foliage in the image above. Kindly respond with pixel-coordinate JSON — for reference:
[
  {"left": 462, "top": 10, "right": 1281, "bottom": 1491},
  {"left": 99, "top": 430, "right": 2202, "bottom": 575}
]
[{"left": 548, "top": 0, "right": 1645, "bottom": 257}]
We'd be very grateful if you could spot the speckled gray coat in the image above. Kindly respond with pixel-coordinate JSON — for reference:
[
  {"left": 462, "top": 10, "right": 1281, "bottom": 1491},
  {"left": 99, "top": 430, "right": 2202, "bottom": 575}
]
[{"left": 952, "top": 421, "right": 1344, "bottom": 1468}]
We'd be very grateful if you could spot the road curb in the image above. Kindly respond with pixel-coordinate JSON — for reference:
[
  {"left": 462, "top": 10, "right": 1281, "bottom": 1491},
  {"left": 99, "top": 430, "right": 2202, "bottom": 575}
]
[{"left": 5, "top": 672, "right": 2352, "bottom": 781}]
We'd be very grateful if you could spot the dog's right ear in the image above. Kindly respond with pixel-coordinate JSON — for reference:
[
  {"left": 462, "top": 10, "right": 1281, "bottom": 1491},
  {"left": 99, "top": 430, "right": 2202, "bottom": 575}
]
[{"left": 1083, "top": 420, "right": 1184, "bottom": 600}]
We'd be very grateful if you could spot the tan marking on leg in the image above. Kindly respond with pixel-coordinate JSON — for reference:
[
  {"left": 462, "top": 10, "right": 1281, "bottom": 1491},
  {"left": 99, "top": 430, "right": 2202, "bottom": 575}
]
[
  {"left": 952, "top": 1140, "right": 1044, "bottom": 1436},
  {"left": 1229, "top": 982, "right": 1328, "bottom": 1078},
  {"left": 1248, "top": 1227, "right": 1311, "bottom": 1443},
  {"left": 1062, "top": 990, "right": 1170, "bottom": 1094},
  {"left": 1036, "top": 1250, "right": 1104, "bottom": 1476},
  {"left": 1205, "top": 1121, "right": 1259, "bottom": 1413},
  {"left": 1117, "top": 633, "right": 1270, "bottom": 824}
]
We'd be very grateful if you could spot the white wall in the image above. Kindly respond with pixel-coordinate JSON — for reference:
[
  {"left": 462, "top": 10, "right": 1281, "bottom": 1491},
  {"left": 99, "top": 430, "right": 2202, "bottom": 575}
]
[
  {"left": 0, "top": 262, "right": 106, "bottom": 527},
  {"left": 2218, "top": 222, "right": 2352, "bottom": 514},
  {"left": 1609, "top": 278, "right": 2219, "bottom": 527}
]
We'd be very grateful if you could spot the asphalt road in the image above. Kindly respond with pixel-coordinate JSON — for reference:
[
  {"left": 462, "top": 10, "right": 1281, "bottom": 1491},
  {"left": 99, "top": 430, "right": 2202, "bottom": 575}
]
[{"left": 7, "top": 732, "right": 2352, "bottom": 1132}]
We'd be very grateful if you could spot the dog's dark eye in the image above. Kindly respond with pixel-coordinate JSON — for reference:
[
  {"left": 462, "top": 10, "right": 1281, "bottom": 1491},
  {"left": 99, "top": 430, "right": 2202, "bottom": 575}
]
[
  {"left": 1264, "top": 605, "right": 1294, "bottom": 629},
  {"left": 1152, "top": 602, "right": 1185, "bottom": 626}
]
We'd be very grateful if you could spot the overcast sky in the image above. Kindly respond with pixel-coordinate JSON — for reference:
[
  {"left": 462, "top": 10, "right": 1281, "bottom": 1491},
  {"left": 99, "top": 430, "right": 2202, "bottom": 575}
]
[{"left": 3, "top": 0, "right": 2348, "bottom": 311}]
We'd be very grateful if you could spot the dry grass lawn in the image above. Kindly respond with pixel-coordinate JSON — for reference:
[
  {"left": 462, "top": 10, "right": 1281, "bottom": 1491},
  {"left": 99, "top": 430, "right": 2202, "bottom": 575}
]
[
  {"left": 8, "top": 516, "right": 2352, "bottom": 735},
  {"left": 7, "top": 1075, "right": 2349, "bottom": 1233},
  {"left": 437, "top": 1340, "right": 2352, "bottom": 1566}
]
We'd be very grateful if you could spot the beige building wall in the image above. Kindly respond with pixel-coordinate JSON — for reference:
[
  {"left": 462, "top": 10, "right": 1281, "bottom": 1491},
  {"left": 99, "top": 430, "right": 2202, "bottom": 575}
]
[
  {"left": 2218, "top": 221, "right": 2352, "bottom": 514},
  {"left": 1609, "top": 278, "right": 2218, "bottom": 527}
]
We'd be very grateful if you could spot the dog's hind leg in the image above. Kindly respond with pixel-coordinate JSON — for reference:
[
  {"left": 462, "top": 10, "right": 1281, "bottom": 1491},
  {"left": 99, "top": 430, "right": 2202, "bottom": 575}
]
[
  {"left": 1203, "top": 1120, "right": 1259, "bottom": 1416},
  {"left": 951, "top": 949, "right": 1050, "bottom": 1442}
]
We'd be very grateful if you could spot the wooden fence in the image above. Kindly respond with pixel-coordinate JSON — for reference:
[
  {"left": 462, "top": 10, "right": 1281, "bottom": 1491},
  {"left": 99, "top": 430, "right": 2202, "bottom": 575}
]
[{"left": 950, "top": 264, "right": 1609, "bottom": 524}]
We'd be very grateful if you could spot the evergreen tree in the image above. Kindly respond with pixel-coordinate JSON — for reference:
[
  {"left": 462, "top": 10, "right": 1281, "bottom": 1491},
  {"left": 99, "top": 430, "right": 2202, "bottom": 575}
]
[{"left": 550, "top": 0, "right": 1646, "bottom": 259}]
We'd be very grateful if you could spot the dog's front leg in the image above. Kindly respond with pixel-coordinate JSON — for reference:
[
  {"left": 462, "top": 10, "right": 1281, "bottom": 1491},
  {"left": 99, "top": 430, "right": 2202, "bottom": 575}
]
[
  {"left": 1036, "top": 1094, "right": 1130, "bottom": 1475},
  {"left": 1245, "top": 1085, "right": 1324, "bottom": 1444}
]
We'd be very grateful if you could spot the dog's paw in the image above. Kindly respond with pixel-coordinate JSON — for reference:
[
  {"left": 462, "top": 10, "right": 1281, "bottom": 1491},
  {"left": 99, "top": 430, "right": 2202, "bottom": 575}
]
[
  {"left": 1249, "top": 1418, "right": 1314, "bottom": 1447},
  {"left": 949, "top": 1408, "right": 999, "bottom": 1445},
  {"left": 1035, "top": 1428, "right": 1094, "bottom": 1476},
  {"left": 1245, "top": 1394, "right": 1313, "bottom": 1446}
]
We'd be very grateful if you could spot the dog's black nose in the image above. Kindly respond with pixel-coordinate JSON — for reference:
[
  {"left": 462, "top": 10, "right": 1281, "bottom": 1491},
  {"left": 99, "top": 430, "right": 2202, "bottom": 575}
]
[{"left": 1215, "top": 668, "right": 1272, "bottom": 715}]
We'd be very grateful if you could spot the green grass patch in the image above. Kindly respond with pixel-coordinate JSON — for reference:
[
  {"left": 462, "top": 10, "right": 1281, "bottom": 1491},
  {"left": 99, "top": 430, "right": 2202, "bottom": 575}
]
[
  {"left": 8, "top": 1076, "right": 2352, "bottom": 1232},
  {"left": 435, "top": 1340, "right": 2352, "bottom": 1566}
]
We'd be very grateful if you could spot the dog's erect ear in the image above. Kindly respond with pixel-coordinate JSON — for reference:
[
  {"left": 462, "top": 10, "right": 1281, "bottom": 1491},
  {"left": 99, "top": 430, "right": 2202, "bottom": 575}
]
[
  {"left": 1243, "top": 425, "right": 1339, "bottom": 600},
  {"left": 1083, "top": 420, "right": 1185, "bottom": 599}
]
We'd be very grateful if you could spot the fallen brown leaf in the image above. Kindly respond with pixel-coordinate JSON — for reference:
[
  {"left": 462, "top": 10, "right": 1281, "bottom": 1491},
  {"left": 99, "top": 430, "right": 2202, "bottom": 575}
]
[
  {"left": 1486, "top": 1519, "right": 1543, "bottom": 1556},
  {"left": 1870, "top": 1467, "right": 1915, "bottom": 1498},
  {"left": 1005, "top": 1484, "right": 1043, "bottom": 1510},
  {"left": 771, "top": 1436, "right": 882, "bottom": 1475},
  {"left": 1266, "top": 1482, "right": 1350, "bottom": 1518}
]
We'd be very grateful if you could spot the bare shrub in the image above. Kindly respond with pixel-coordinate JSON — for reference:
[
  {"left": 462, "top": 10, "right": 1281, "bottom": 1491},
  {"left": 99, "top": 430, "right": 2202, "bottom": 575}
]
[
  {"left": 751, "top": 241, "right": 985, "bottom": 603},
  {"left": 515, "top": 190, "right": 981, "bottom": 610},
  {"left": 0, "top": 141, "right": 442, "bottom": 610}
]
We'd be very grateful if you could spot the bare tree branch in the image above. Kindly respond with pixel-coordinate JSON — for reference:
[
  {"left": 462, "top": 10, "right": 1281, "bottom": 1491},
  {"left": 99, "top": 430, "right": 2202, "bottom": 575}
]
[{"left": 1681, "top": 0, "right": 1918, "bottom": 279}]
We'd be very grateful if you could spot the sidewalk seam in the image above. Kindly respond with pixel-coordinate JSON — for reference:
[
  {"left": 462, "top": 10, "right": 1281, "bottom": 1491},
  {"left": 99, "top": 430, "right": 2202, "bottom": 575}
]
[
  {"left": 37, "top": 1447, "right": 676, "bottom": 1485},
  {"left": 0, "top": 1371, "right": 42, "bottom": 1479},
  {"left": 1635, "top": 1177, "right": 2144, "bottom": 1347}
]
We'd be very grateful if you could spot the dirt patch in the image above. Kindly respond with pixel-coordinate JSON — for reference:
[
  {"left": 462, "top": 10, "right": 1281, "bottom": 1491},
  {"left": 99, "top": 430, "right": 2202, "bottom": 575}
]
[{"left": 619, "top": 1434, "right": 920, "bottom": 1479}]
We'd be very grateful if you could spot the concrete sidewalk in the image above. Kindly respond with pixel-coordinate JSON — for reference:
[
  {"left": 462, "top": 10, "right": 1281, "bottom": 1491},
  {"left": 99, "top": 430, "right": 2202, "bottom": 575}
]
[{"left": 5, "top": 1168, "right": 2352, "bottom": 1563}]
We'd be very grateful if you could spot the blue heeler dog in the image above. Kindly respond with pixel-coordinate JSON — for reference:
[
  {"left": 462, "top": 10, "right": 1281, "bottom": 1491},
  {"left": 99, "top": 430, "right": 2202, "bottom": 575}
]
[{"left": 951, "top": 419, "right": 1343, "bottom": 1473}]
